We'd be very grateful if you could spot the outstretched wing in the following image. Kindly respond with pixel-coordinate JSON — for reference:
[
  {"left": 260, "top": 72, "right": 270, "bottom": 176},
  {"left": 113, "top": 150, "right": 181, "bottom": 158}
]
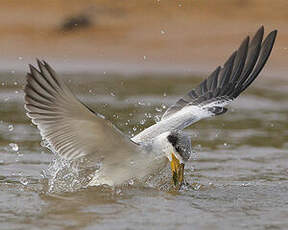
[
  {"left": 132, "top": 26, "right": 277, "bottom": 143},
  {"left": 24, "top": 60, "right": 137, "bottom": 167}
]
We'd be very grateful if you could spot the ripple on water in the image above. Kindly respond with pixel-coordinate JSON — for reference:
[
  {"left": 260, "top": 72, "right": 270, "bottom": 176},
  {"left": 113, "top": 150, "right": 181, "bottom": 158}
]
[{"left": 0, "top": 73, "right": 288, "bottom": 229}]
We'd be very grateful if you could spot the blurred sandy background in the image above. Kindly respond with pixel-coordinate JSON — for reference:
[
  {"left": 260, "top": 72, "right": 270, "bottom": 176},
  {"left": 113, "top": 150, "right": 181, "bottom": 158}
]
[{"left": 0, "top": 0, "right": 287, "bottom": 77}]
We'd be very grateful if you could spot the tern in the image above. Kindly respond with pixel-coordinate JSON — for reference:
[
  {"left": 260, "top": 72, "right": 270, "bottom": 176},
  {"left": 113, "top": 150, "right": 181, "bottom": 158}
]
[{"left": 24, "top": 26, "right": 277, "bottom": 189}]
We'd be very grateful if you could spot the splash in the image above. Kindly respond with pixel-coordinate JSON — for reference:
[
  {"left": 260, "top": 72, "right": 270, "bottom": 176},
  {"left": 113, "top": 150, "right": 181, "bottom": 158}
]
[
  {"left": 43, "top": 156, "right": 97, "bottom": 193},
  {"left": 40, "top": 138, "right": 96, "bottom": 193},
  {"left": 42, "top": 151, "right": 176, "bottom": 193}
]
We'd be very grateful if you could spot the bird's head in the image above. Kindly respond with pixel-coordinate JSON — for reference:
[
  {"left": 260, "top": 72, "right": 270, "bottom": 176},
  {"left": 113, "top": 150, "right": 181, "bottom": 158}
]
[{"left": 153, "top": 131, "right": 192, "bottom": 189}]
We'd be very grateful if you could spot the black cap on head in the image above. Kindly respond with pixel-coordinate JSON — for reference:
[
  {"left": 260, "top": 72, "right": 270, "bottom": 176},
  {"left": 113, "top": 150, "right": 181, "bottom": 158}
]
[
  {"left": 167, "top": 133, "right": 178, "bottom": 147},
  {"left": 167, "top": 131, "right": 191, "bottom": 162}
]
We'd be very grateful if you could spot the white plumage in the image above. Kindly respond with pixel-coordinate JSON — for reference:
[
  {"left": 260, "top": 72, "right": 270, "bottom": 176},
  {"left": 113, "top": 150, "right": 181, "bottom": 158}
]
[{"left": 24, "top": 27, "right": 277, "bottom": 186}]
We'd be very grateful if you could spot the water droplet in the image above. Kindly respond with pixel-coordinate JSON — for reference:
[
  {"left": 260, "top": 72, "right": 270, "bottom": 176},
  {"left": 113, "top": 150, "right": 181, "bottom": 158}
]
[
  {"left": 110, "top": 92, "right": 116, "bottom": 97},
  {"left": 128, "top": 179, "right": 134, "bottom": 185},
  {"left": 40, "top": 169, "right": 47, "bottom": 178},
  {"left": 138, "top": 101, "right": 145, "bottom": 106},
  {"left": 13, "top": 81, "right": 18, "bottom": 86},
  {"left": 223, "top": 142, "right": 229, "bottom": 147},
  {"left": 154, "top": 115, "right": 161, "bottom": 123},
  {"left": 88, "top": 89, "right": 93, "bottom": 93},
  {"left": 193, "top": 183, "right": 201, "bottom": 190},
  {"left": 155, "top": 107, "right": 162, "bottom": 112},
  {"left": 20, "top": 177, "right": 29, "bottom": 186},
  {"left": 161, "top": 104, "right": 166, "bottom": 109},
  {"left": 132, "top": 127, "right": 137, "bottom": 132},
  {"left": 241, "top": 183, "right": 250, "bottom": 187},
  {"left": 40, "top": 139, "right": 50, "bottom": 148},
  {"left": 144, "top": 113, "right": 152, "bottom": 118},
  {"left": 9, "top": 143, "right": 19, "bottom": 152},
  {"left": 97, "top": 113, "right": 106, "bottom": 119},
  {"left": 8, "top": 124, "right": 14, "bottom": 131},
  {"left": 192, "top": 132, "right": 198, "bottom": 138},
  {"left": 160, "top": 30, "right": 165, "bottom": 34},
  {"left": 140, "top": 119, "right": 146, "bottom": 125}
]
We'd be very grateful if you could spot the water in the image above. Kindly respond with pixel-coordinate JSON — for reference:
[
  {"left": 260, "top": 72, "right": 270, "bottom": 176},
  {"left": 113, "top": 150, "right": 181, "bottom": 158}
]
[{"left": 0, "top": 71, "right": 288, "bottom": 229}]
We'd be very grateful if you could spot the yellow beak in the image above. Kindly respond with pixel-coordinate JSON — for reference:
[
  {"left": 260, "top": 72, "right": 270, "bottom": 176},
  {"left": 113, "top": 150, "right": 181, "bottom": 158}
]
[{"left": 170, "top": 153, "right": 184, "bottom": 190}]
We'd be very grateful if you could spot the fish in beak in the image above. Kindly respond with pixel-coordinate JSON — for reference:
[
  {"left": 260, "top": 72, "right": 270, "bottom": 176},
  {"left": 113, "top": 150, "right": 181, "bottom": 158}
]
[{"left": 170, "top": 153, "right": 184, "bottom": 190}]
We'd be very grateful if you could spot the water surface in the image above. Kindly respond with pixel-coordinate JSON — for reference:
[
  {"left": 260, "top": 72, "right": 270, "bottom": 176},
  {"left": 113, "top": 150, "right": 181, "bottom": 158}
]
[{"left": 0, "top": 71, "right": 288, "bottom": 230}]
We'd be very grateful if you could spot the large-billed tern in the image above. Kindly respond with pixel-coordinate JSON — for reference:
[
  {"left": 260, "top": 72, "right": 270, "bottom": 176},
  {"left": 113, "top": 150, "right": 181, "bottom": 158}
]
[{"left": 24, "top": 26, "right": 277, "bottom": 189}]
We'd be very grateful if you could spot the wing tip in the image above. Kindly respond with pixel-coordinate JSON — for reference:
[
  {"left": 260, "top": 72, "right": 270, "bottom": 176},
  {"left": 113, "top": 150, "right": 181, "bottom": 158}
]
[
  {"left": 161, "top": 25, "right": 277, "bottom": 122},
  {"left": 257, "top": 25, "right": 265, "bottom": 36},
  {"left": 268, "top": 29, "right": 278, "bottom": 44}
]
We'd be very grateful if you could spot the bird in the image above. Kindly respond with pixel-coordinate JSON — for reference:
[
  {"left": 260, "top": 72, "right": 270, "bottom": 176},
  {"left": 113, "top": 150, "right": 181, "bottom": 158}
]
[{"left": 24, "top": 26, "right": 277, "bottom": 190}]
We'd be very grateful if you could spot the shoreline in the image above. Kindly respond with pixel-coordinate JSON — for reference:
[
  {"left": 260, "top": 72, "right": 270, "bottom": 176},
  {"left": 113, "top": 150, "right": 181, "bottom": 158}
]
[{"left": 0, "top": 1, "right": 286, "bottom": 79}]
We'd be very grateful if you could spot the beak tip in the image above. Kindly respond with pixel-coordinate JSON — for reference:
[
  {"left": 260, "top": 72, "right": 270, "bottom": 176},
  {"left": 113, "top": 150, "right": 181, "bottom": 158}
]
[{"left": 170, "top": 153, "right": 185, "bottom": 190}]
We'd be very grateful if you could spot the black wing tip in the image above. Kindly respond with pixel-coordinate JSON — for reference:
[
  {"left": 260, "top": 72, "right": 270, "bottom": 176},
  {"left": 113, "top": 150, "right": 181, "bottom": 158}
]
[
  {"left": 268, "top": 29, "right": 278, "bottom": 43},
  {"left": 28, "top": 58, "right": 49, "bottom": 72},
  {"left": 29, "top": 61, "right": 43, "bottom": 75},
  {"left": 252, "top": 25, "right": 264, "bottom": 45},
  {"left": 27, "top": 59, "right": 57, "bottom": 83},
  {"left": 257, "top": 25, "right": 278, "bottom": 35},
  {"left": 257, "top": 26, "right": 277, "bottom": 39},
  {"left": 243, "top": 36, "right": 250, "bottom": 45},
  {"left": 42, "top": 60, "right": 52, "bottom": 70},
  {"left": 36, "top": 58, "right": 44, "bottom": 69},
  {"left": 258, "top": 25, "right": 264, "bottom": 32},
  {"left": 256, "top": 26, "right": 277, "bottom": 43},
  {"left": 253, "top": 26, "right": 264, "bottom": 39},
  {"left": 255, "top": 25, "right": 264, "bottom": 37},
  {"left": 28, "top": 64, "right": 35, "bottom": 72}
]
